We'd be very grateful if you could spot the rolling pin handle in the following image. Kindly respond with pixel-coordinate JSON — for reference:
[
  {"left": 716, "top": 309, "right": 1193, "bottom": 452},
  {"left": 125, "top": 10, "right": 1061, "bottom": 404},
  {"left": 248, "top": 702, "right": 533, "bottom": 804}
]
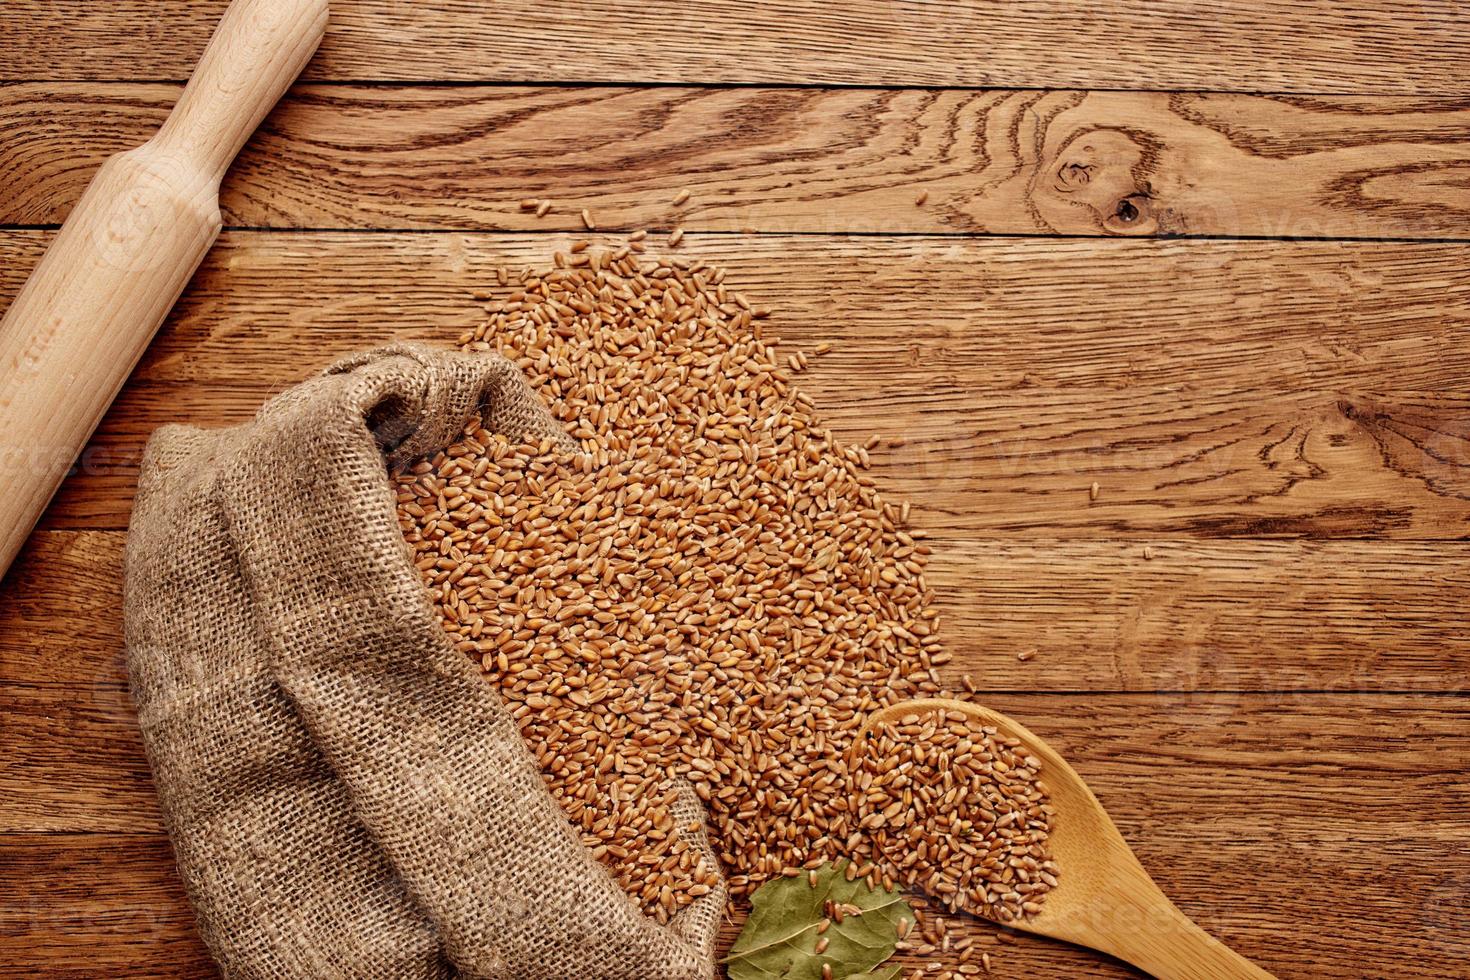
[{"left": 153, "top": 0, "right": 330, "bottom": 183}]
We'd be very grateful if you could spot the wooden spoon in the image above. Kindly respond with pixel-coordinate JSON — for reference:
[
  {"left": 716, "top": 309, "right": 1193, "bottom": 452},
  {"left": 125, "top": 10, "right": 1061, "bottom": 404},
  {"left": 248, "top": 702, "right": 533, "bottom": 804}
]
[{"left": 856, "top": 698, "right": 1278, "bottom": 980}]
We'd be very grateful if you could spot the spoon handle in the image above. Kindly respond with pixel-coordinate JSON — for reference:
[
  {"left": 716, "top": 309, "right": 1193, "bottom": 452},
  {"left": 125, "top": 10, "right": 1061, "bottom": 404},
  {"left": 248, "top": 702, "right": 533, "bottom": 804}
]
[
  {"left": 1128, "top": 909, "right": 1278, "bottom": 980},
  {"left": 1097, "top": 873, "right": 1277, "bottom": 980}
]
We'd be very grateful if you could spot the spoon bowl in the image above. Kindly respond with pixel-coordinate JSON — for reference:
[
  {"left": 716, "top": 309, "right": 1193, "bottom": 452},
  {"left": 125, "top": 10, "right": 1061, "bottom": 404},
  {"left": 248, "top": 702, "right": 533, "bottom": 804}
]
[{"left": 857, "top": 698, "right": 1278, "bottom": 980}]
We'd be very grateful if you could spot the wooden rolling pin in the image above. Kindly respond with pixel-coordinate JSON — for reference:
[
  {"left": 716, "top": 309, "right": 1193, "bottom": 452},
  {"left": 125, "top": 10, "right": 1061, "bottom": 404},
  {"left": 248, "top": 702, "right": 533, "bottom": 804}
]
[{"left": 0, "top": 0, "right": 329, "bottom": 580}]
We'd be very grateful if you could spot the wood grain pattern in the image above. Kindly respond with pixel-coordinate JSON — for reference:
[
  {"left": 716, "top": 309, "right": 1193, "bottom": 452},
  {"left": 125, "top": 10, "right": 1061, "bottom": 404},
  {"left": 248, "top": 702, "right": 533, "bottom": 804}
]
[
  {"left": 50, "top": 380, "right": 1470, "bottom": 540},
  {"left": 0, "top": 835, "right": 216, "bottom": 979},
  {"left": 2, "top": 1, "right": 1468, "bottom": 95},
  {"left": 3, "top": 675, "right": 1466, "bottom": 977},
  {"left": 5, "top": 85, "right": 1470, "bottom": 238},
  {"left": 4, "top": 4, "right": 1468, "bottom": 977},
  {"left": 4, "top": 231, "right": 1462, "bottom": 395},
  {"left": 6, "top": 531, "right": 1466, "bottom": 695},
  {"left": 2, "top": 231, "right": 1466, "bottom": 538}
]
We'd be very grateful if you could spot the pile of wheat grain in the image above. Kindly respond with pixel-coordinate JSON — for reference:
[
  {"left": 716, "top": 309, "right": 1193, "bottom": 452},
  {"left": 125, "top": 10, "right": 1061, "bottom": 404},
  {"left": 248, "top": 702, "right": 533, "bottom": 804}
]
[
  {"left": 853, "top": 711, "right": 1057, "bottom": 923},
  {"left": 393, "top": 240, "right": 1053, "bottom": 949}
]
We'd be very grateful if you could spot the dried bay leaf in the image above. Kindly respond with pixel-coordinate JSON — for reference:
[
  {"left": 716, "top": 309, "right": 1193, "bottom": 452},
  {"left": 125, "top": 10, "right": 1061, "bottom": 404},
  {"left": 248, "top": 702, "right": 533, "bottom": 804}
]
[{"left": 722, "top": 859, "right": 909, "bottom": 980}]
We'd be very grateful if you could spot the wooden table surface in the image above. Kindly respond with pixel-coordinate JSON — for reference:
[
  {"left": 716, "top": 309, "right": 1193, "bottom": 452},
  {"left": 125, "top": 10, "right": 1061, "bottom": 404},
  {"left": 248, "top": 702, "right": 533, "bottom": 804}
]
[{"left": 3, "top": 2, "right": 1469, "bottom": 978}]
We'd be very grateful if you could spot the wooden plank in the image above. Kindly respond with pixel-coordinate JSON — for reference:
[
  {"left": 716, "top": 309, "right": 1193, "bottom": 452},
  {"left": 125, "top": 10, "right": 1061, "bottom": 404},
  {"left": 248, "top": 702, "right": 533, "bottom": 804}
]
[
  {"left": 5, "top": 230, "right": 1465, "bottom": 393},
  {"left": 0, "top": 835, "right": 215, "bottom": 979},
  {"left": 2, "top": 692, "right": 1466, "bottom": 977},
  {"left": 3, "top": 231, "right": 1467, "bottom": 537},
  {"left": 0, "top": 531, "right": 128, "bottom": 688},
  {"left": 8, "top": 232, "right": 1468, "bottom": 394},
  {"left": 5, "top": 84, "right": 1470, "bottom": 238},
  {"left": 42, "top": 378, "right": 1470, "bottom": 538},
  {"left": 1, "top": 678, "right": 162, "bottom": 835},
  {"left": 931, "top": 537, "right": 1470, "bottom": 692},
  {"left": 2, "top": 1, "right": 1468, "bottom": 95},
  {"left": 6, "top": 531, "right": 1468, "bottom": 699}
]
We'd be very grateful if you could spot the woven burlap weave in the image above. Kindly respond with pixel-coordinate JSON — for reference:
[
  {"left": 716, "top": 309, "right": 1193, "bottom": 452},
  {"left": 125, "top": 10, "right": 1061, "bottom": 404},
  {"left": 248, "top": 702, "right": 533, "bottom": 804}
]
[{"left": 125, "top": 344, "right": 726, "bottom": 979}]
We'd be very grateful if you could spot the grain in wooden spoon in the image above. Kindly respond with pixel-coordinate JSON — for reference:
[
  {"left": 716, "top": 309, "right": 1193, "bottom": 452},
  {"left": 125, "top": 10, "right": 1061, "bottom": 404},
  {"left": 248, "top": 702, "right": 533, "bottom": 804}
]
[{"left": 855, "top": 698, "right": 1279, "bottom": 980}]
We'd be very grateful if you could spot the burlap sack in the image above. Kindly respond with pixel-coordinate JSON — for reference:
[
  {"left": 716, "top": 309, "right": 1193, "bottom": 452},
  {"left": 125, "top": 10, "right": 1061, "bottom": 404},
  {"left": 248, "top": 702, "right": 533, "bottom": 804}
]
[{"left": 125, "top": 344, "right": 726, "bottom": 979}]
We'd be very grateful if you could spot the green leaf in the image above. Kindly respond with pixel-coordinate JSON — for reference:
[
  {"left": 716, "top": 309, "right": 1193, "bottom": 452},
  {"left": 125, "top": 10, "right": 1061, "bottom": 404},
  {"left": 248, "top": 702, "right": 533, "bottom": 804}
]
[{"left": 722, "top": 860, "right": 909, "bottom": 980}]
